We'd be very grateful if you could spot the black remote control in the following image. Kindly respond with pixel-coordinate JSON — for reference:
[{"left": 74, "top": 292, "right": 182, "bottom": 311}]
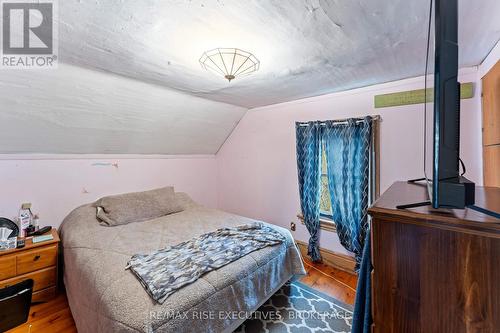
[
  {"left": 17, "top": 239, "right": 25, "bottom": 248},
  {"left": 27, "top": 226, "right": 52, "bottom": 237}
]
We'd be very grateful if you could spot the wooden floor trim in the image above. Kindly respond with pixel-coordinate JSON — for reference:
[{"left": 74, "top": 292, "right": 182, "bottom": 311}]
[{"left": 295, "top": 239, "right": 356, "bottom": 274}]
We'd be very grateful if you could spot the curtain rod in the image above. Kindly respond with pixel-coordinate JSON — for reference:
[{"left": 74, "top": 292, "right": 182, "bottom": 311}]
[{"left": 297, "top": 115, "right": 381, "bottom": 126}]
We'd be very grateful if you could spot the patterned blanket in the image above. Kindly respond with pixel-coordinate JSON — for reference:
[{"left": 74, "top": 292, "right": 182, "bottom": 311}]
[{"left": 126, "top": 222, "right": 285, "bottom": 304}]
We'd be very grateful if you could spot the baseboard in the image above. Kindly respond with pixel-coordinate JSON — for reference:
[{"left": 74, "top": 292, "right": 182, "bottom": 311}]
[{"left": 295, "top": 240, "right": 356, "bottom": 274}]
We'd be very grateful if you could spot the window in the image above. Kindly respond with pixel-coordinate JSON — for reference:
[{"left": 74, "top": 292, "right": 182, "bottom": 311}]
[
  {"left": 298, "top": 143, "right": 335, "bottom": 230},
  {"left": 319, "top": 144, "right": 333, "bottom": 219},
  {"left": 297, "top": 117, "right": 380, "bottom": 233},
  {"left": 319, "top": 121, "right": 380, "bottom": 223}
]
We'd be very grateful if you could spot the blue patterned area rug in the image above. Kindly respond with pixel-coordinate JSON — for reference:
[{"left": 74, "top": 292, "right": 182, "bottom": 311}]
[{"left": 235, "top": 280, "right": 353, "bottom": 333}]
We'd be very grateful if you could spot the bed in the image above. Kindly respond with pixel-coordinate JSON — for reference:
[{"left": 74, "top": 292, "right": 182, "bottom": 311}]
[{"left": 59, "top": 190, "right": 305, "bottom": 333}]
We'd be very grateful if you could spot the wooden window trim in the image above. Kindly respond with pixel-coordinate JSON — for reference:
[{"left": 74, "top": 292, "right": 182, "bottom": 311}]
[{"left": 297, "top": 214, "right": 337, "bottom": 232}]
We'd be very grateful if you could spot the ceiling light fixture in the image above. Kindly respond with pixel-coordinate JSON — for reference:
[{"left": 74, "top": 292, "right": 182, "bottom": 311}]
[{"left": 199, "top": 48, "right": 260, "bottom": 82}]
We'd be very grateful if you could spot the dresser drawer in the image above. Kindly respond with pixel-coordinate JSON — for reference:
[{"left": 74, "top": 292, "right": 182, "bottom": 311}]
[
  {"left": 0, "top": 256, "right": 16, "bottom": 280},
  {"left": 16, "top": 245, "right": 57, "bottom": 275},
  {"left": 32, "top": 286, "right": 57, "bottom": 303},
  {"left": 0, "top": 266, "right": 56, "bottom": 292}
]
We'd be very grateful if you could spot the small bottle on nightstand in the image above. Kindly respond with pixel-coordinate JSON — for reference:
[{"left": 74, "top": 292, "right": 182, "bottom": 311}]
[
  {"left": 33, "top": 214, "right": 40, "bottom": 231},
  {"left": 18, "top": 203, "right": 32, "bottom": 237}
]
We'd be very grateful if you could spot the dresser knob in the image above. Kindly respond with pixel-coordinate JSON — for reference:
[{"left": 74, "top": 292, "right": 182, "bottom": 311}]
[{"left": 34, "top": 255, "right": 41, "bottom": 261}]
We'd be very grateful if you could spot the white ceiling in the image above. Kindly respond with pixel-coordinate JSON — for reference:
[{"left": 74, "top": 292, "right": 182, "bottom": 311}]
[{"left": 58, "top": 0, "right": 500, "bottom": 108}]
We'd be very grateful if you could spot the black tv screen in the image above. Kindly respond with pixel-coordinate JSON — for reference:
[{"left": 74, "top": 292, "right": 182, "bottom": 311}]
[
  {"left": 423, "top": 0, "right": 436, "bottom": 201},
  {"left": 395, "top": 0, "right": 480, "bottom": 212},
  {"left": 424, "top": 0, "right": 474, "bottom": 209}
]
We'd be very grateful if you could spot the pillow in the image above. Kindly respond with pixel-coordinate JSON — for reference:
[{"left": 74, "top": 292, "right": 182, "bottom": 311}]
[
  {"left": 95, "top": 187, "right": 183, "bottom": 226},
  {"left": 174, "top": 192, "right": 199, "bottom": 210}
]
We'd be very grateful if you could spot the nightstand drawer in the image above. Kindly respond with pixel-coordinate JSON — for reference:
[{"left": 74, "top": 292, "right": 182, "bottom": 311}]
[
  {"left": 16, "top": 245, "right": 57, "bottom": 275},
  {"left": 0, "top": 256, "right": 16, "bottom": 280},
  {"left": 0, "top": 229, "right": 59, "bottom": 303},
  {"left": 0, "top": 266, "right": 56, "bottom": 292}
]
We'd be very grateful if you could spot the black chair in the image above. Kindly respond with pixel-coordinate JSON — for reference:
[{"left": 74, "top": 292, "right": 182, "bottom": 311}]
[{"left": 0, "top": 279, "right": 33, "bottom": 332}]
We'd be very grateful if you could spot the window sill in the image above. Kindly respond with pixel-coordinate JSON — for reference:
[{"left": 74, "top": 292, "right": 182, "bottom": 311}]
[{"left": 297, "top": 214, "right": 337, "bottom": 233}]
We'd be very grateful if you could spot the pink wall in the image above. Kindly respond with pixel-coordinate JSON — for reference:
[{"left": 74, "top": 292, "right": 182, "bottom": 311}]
[
  {"left": 0, "top": 155, "right": 217, "bottom": 228},
  {"left": 216, "top": 68, "right": 483, "bottom": 255},
  {"left": 0, "top": 67, "right": 487, "bottom": 255}
]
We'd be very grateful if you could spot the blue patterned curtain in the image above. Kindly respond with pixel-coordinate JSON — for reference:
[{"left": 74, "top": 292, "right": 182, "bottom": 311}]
[
  {"left": 295, "top": 122, "right": 322, "bottom": 262},
  {"left": 323, "top": 117, "right": 372, "bottom": 268},
  {"left": 352, "top": 231, "right": 372, "bottom": 333}
]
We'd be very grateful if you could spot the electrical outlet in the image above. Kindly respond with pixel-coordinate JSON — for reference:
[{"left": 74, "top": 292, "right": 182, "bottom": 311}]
[{"left": 290, "top": 222, "right": 296, "bottom": 231}]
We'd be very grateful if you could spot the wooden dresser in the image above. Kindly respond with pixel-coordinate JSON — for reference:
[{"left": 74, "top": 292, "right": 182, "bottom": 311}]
[
  {"left": 0, "top": 229, "right": 59, "bottom": 303},
  {"left": 369, "top": 182, "right": 500, "bottom": 333}
]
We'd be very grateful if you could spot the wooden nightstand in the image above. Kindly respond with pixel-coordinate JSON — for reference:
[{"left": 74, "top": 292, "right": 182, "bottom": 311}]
[{"left": 0, "top": 229, "right": 60, "bottom": 303}]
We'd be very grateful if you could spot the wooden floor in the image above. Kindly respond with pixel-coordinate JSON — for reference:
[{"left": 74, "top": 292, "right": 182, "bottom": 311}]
[
  {"left": 8, "top": 260, "right": 357, "bottom": 333},
  {"left": 7, "top": 294, "right": 76, "bottom": 333},
  {"left": 299, "top": 257, "right": 358, "bottom": 306}
]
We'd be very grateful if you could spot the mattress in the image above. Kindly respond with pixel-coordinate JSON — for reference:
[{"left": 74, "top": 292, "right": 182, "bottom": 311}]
[{"left": 59, "top": 193, "right": 306, "bottom": 333}]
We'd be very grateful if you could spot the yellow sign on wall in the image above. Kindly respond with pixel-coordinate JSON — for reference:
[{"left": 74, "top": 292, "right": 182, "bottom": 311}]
[{"left": 374, "top": 82, "right": 474, "bottom": 108}]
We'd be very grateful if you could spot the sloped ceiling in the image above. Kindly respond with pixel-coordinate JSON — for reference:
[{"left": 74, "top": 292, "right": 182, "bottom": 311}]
[
  {"left": 0, "top": 65, "right": 246, "bottom": 154},
  {"left": 1, "top": 0, "right": 499, "bottom": 154},
  {"left": 58, "top": 0, "right": 500, "bottom": 108}
]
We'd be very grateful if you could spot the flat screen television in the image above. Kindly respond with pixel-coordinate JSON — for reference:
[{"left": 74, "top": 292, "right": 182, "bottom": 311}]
[{"left": 423, "top": 0, "right": 475, "bottom": 209}]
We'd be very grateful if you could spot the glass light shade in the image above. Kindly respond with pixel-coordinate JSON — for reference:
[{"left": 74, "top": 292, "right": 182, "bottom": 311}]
[{"left": 199, "top": 48, "right": 260, "bottom": 82}]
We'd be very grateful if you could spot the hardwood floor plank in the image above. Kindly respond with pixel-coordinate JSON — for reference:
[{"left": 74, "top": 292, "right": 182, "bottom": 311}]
[
  {"left": 299, "top": 257, "right": 358, "bottom": 305},
  {"left": 312, "top": 275, "right": 357, "bottom": 305},
  {"left": 7, "top": 294, "right": 76, "bottom": 333},
  {"left": 299, "top": 268, "right": 321, "bottom": 286}
]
